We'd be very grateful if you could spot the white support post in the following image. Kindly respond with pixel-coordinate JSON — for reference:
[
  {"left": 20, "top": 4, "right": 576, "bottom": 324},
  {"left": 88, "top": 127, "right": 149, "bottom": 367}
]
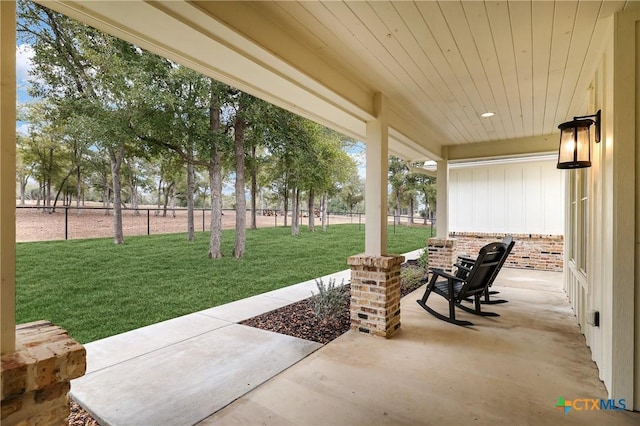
[
  {"left": 364, "top": 93, "right": 388, "bottom": 256},
  {"left": 435, "top": 154, "right": 449, "bottom": 239},
  {"left": 611, "top": 4, "right": 639, "bottom": 409},
  {"left": 0, "top": 0, "right": 16, "bottom": 354}
]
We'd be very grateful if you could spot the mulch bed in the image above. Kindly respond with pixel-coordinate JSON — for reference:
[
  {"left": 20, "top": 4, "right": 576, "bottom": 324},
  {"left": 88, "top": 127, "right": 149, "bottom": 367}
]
[
  {"left": 69, "top": 400, "right": 99, "bottom": 426},
  {"left": 240, "top": 260, "right": 426, "bottom": 344},
  {"left": 69, "top": 261, "right": 426, "bottom": 425},
  {"left": 241, "top": 285, "right": 352, "bottom": 344}
]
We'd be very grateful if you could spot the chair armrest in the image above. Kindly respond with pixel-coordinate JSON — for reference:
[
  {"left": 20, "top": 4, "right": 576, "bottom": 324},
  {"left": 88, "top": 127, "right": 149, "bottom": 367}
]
[
  {"left": 428, "top": 268, "right": 464, "bottom": 282},
  {"left": 454, "top": 263, "right": 472, "bottom": 273},
  {"left": 457, "top": 255, "right": 476, "bottom": 264}
]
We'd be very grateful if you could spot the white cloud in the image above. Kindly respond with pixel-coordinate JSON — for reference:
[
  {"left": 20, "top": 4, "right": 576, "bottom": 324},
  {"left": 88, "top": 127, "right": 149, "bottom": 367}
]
[
  {"left": 347, "top": 141, "right": 366, "bottom": 179},
  {"left": 16, "top": 122, "right": 32, "bottom": 136},
  {"left": 16, "top": 44, "right": 34, "bottom": 81}
]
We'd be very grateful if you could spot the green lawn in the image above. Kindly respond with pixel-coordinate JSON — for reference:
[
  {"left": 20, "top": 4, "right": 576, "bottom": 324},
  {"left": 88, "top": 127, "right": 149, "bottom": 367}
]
[{"left": 16, "top": 224, "right": 433, "bottom": 343}]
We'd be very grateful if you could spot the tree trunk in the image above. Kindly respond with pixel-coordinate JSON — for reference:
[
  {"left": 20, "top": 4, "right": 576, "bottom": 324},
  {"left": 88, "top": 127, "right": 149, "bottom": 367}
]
[
  {"left": 321, "top": 193, "right": 328, "bottom": 232},
  {"left": 208, "top": 149, "right": 224, "bottom": 259},
  {"left": 129, "top": 170, "right": 139, "bottom": 215},
  {"left": 156, "top": 178, "right": 162, "bottom": 216},
  {"left": 395, "top": 189, "right": 401, "bottom": 225},
  {"left": 308, "top": 188, "right": 315, "bottom": 232},
  {"left": 291, "top": 187, "right": 300, "bottom": 236},
  {"left": 250, "top": 145, "right": 257, "bottom": 230},
  {"left": 107, "top": 188, "right": 112, "bottom": 214},
  {"left": 409, "top": 196, "right": 414, "bottom": 224},
  {"left": 186, "top": 151, "right": 195, "bottom": 241},
  {"left": 46, "top": 146, "right": 53, "bottom": 213},
  {"left": 19, "top": 177, "right": 28, "bottom": 206},
  {"left": 163, "top": 182, "right": 174, "bottom": 217},
  {"left": 102, "top": 176, "right": 108, "bottom": 210},
  {"left": 52, "top": 170, "right": 73, "bottom": 212},
  {"left": 36, "top": 183, "right": 42, "bottom": 209},
  {"left": 208, "top": 95, "right": 224, "bottom": 259},
  {"left": 283, "top": 183, "right": 289, "bottom": 227},
  {"left": 233, "top": 109, "right": 246, "bottom": 258},
  {"left": 76, "top": 165, "right": 81, "bottom": 214},
  {"left": 108, "top": 145, "right": 125, "bottom": 244},
  {"left": 45, "top": 176, "right": 51, "bottom": 213},
  {"left": 423, "top": 191, "right": 427, "bottom": 224}
]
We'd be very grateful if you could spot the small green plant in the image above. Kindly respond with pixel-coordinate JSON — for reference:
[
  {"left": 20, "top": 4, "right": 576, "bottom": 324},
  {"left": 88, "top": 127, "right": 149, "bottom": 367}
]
[
  {"left": 311, "top": 278, "right": 348, "bottom": 323},
  {"left": 417, "top": 248, "right": 428, "bottom": 269},
  {"left": 400, "top": 265, "right": 426, "bottom": 295}
]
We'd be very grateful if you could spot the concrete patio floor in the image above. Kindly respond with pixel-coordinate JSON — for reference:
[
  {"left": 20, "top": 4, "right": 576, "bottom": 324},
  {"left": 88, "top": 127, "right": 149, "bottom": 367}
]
[
  {"left": 205, "top": 268, "right": 640, "bottom": 425},
  {"left": 71, "top": 254, "right": 640, "bottom": 425}
]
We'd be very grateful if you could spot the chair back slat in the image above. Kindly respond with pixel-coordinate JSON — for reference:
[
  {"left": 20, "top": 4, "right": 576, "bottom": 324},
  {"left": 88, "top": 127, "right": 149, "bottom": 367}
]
[{"left": 457, "top": 242, "right": 507, "bottom": 300}]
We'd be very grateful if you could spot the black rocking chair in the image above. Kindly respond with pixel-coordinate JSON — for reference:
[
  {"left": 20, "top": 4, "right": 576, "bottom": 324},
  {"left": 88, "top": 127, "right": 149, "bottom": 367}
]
[
  {"left": 417, "top": 241, "right": 508, "bottom": 326},
  {"left": 456, "top": 235, "right": 514, "bottom": 305}
]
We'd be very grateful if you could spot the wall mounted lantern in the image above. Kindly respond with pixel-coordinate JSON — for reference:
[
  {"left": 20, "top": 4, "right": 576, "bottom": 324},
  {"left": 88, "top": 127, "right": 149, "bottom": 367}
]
[{"left": 556, "top": 110, "right": 601, "bottom": 169}]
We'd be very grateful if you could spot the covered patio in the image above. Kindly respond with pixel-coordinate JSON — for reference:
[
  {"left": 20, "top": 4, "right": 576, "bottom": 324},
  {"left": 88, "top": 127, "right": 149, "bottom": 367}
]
[
  {"left": 74, "top": 267, "right": 639, "bottom": 425},
  {"left": 209, "top": 267, "right": 639, "bottom": 425},
  {"left": 2, "top": 1, "right": 640, "bottom": 423}
]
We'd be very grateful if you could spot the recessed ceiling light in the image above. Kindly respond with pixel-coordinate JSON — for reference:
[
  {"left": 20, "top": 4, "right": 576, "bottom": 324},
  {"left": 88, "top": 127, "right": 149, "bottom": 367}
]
[{"left": 481, "top": 112, "right": 495, "bottom": 118}]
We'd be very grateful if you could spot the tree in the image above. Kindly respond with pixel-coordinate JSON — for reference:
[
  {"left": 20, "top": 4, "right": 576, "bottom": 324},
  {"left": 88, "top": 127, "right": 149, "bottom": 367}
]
[
  {"left": 62, "top": 114, "right": 103, "bottom": 213},
  {"left": 85, "top": 148, "right": 112, "bottom": 212},
  {"left": 19, "top": 2, "right": 146, "bottom": 243},
  {"left": 20, "top": 101, "right": 71, "bottom": 213},
  {"left": 413, "top": 168, "right": 437, "bottom": 223},
  {"left": 388, "top": 156, "right": 409, "bottom": 225},
  {"left": 337, "top": 172, "right": 364, "bottom": 214},
  {"left": 403, "top": 171, "right": 420, "bottom": 224},
  {"left": 261, "top": 106, "right": 312, "bottom": 231},
  {"left": 206, "top": 81, "right": 230, "bottom": 259},
  {"left": 301, "top": 126, "right": 356, "bottom": 232},
  {"left": 16, "top": 135, "right": 33, "bottom": 206},
  {"left": 156, "top": 155, "right": 184, "bottom": 217},
  {"left": 127, "top": 64, "right": 234, "bottom": 256},
  {"left": 269, "top": 114, "right": 316, "bottom": 236},
  {"left": 231, "top": 91, "right": 249, "bottom": 257}
]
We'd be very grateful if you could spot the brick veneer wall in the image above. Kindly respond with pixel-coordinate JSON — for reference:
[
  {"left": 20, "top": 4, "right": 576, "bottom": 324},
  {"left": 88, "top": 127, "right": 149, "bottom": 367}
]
[
  {"left": 1, "top": 321, "right": 86, "bottom": 425},
  {"left": 427, "top": 238, "right": 458, "bottom": 273},
  {"left": 348, "top": 254, "right": 404, "bottom": 338},
  {"left": 450, "top": 232, "right": 564, "bottom": 272}
]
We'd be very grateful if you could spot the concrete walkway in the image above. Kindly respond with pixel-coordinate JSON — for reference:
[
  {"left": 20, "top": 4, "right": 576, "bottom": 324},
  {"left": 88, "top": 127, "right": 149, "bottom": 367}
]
[{"left": 70, "top": 250, "right": 422, "bottom": 425}]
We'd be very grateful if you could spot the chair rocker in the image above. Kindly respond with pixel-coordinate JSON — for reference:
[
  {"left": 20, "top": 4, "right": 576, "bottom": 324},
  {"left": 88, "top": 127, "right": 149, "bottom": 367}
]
[
  {"left": 417, "top": 241, "right": 507, "bottom": 326},
  {"left": 457, "top": 235, "right": 515, "bottom": 305}
]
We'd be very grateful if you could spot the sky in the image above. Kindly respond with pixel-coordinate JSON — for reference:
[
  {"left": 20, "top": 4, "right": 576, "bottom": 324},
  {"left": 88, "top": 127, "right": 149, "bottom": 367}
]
[{"left": 16, "top": 43, "right": 35, "bottom": 135}]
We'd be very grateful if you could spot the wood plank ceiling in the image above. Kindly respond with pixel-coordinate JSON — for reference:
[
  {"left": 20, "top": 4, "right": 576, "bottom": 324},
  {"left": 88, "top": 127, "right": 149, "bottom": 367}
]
[{"left": 242, "top": 0, "right": 625, "bottom": 146}]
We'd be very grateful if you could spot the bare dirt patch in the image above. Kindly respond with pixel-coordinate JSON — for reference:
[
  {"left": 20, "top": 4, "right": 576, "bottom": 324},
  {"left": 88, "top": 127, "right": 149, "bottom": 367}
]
[{"left": 16, "top": 204, "right": 359, "bottom": 242}]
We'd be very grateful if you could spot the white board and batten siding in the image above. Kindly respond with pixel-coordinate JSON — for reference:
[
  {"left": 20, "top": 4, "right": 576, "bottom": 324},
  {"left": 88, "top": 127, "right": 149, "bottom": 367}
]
[{"left": 448, "top": 159, "right": 564, "bottom": 235}]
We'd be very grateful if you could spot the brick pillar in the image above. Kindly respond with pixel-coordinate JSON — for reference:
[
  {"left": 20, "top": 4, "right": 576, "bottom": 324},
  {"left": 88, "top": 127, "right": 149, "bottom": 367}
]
[
  {"left": 1, "top": 321, "right": 86, "bottom": 425},
  {"left": 348, "top": 254, "right": 404, "bottom": 338},
  {"left": 427, "top": 237, "right": 458, "bottom": 273}
]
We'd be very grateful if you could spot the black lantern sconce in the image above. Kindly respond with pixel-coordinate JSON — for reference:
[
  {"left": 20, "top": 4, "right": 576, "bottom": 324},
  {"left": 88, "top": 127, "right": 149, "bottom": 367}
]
[{"left": 556, "top": 110, "right": 601, "bottom": 169}]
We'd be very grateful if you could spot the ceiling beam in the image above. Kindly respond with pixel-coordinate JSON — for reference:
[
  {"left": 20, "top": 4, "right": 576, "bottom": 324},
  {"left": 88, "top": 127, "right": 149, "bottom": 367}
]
[
  {"left": 408, "top": 165, "right": 437, "bottom": 177},
  {"left": 447, "top": 134, "right": 558, "bottom": 161},
  {"left": 388, "top": 104, "right": 444, "bottom": 161}
]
